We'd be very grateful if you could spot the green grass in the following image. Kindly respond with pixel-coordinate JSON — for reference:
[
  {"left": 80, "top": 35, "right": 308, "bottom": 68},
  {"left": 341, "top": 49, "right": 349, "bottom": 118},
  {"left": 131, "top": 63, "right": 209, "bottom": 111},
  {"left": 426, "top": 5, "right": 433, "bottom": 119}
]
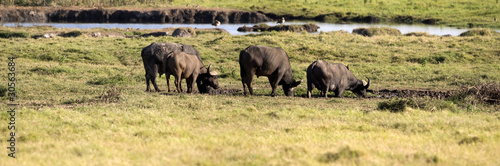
[
  {"left": 2, "top": 0, "right": 500, "bottom": 28},
  {"left": 0, "top": 25, "right": 499, "bottom": 165},
  {"left": 353, "top": 27, "right": 402, "bottom": 37}
]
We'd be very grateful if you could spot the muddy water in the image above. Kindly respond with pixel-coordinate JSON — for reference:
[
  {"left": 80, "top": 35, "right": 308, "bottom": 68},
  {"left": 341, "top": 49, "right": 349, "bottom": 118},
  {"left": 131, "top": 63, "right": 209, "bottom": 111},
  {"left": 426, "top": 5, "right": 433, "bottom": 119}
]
[{"left": 2, "top": 21, "right": 498, "bottom": 36}]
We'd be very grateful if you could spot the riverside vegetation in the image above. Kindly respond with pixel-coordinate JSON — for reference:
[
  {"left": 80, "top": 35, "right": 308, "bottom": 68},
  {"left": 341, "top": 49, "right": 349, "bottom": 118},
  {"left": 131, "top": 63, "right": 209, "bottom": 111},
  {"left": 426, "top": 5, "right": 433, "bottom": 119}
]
[
  {"left": 0, "top": 25, "right": 499, "bottom": 165},
  {"left": 1, "top": 0, "right": 500, "bottom": 28}
]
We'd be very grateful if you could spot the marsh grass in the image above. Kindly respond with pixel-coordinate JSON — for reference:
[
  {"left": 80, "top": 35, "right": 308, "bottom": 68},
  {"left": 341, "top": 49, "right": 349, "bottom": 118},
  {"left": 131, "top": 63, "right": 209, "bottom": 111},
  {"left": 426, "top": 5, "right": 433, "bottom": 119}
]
[
  {"left": 459, "top": 28, "right": 500, "bottom": 37},
  {"left": 0, "top": 30, "right": 31, "bottom": 38},
  {"left": 353, "top": 27, "right": 402, "bottom": 37},
  {"left": 0, "top": 25, "right": 499, "bottom": 165}
]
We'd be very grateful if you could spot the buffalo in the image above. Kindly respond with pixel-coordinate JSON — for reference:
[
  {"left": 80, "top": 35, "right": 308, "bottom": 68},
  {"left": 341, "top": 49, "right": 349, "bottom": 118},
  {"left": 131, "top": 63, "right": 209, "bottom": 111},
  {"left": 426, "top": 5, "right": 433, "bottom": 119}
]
[
  {"left": 307, "top": 60, "right": 370, "bottom": 98},
  {"left": 166, "top": 50, "right": 219, "bottom": 93},
  {"left": 141, "top": 42, "right": 201, "bottom": 92},
  {"left": 239, "top": 45, "right": 302, "bottom": 97}
]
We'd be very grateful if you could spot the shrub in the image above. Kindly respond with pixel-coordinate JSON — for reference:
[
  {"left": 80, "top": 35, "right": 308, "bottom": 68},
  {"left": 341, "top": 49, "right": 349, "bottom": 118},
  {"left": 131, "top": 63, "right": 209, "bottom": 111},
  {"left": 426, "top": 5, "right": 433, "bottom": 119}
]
[
  {"left": 0, "top": 31, "right": 31, "bottom": 38},
  {"left": 459, "top": 28, "right": 500, "bottom": 37},
  {"left": 449, "top": 82, "right": 500, "bottom": 106},
  {"left": 458, "top": 136, "right": 483, "bottom": 145},
  {"left": 352, "top": 27, "right": 401, "bottom": 37},
  {"left": 95, "top": 86, "right": 123, "bottom": 103},
  {"left": 87, "top": 75, "right": 133, "bottom": 85},
  {"left": 318, "top": 146, "right": 363, "bottom": 163},
  {"left": 0, "top": 85, "right": 7, "bottom": 97},
  {"left": 59, "top": 31, "right": 83, "bottom": 37},
  {"left": 378, "top": 98, "right": 417, "bottom": 112},
  {"left": 405, "top": 32, "right": 433, "bottom": 37},
  {"left": 378, "top": 97, "right": 458, "bottom": 112}
]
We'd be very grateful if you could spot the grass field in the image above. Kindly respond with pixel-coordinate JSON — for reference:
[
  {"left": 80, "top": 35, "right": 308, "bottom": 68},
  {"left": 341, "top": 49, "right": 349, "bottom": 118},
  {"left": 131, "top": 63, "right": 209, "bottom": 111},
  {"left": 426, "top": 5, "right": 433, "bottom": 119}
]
[
  {"left": 0, "top": 25, "right": 499, "bottom": 165},
  {"left": 2, "top": 0, "right": 500, "bottom": 28}
]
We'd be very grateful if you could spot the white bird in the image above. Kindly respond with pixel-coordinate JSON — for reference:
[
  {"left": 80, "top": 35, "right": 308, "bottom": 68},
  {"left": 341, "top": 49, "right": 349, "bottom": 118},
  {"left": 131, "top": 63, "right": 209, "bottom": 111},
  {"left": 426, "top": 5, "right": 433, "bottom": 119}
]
[
  {"left": 277, "top": 17, "right": 285, "bottom": 24},
  {"left": 212, "top": 20, "right": 221, "bottom": 28}
]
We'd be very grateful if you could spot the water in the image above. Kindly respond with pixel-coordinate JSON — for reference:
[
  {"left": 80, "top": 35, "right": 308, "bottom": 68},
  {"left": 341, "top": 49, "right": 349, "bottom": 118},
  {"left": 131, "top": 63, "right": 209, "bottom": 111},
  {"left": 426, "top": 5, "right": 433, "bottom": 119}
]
[{"left": 2, "top": 21, "right": 497, "bottom": 36}]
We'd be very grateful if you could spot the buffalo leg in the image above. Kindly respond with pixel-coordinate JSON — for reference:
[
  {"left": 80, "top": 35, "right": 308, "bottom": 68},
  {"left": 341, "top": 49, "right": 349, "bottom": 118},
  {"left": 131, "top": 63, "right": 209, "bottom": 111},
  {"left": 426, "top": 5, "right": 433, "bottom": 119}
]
[
  {"left": 175, "top": 75, "right": 182, "bottom": 93},
  {"left": 269, "top": 73, "right": 284, "bottom": 97},
  {"left": 186, "top": 76, "right": 195, "bottom": 93},
  {"left": 335, "top": 89, "right": 345, "bottom": 98},
  {"left": 307, "top": 80, "right": 314, "bottom": 98},
  {"left": 241, "top": 68, "right": 254, "bottom": 95},
  {"left": 150, "top": 66, "right": 161, "bottom": 92},
  {"left": 322, "top": 83, "right": 330, "bottom": 98},
  {"left": 180, "top": 81, "right": 183, "bottom": 93},
  {"left": 151, "top": 76, "right": 161, "bottom": 92},
  {"left": 145, "top": 73, "right": 160, "bottom": 92},
  {"left": 242, "top": 78, "right": 254, "bottom": 95},
  {"left": 166, "top": 74, "right": 171, "bottom": 92},
  {"left": 145, "top": 74, "right": 152, "bottom": 92}
]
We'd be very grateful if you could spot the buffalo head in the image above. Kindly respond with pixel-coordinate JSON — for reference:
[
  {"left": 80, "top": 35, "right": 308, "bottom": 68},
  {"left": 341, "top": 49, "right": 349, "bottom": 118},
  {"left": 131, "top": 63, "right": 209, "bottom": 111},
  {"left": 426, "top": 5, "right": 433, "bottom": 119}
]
[
  {"left": 197, "top": 64, "right": 219, "bottom": 93},
  {"left": 352, "top": 78, "right": 370, "bottom": 98},
  {"left": 282, "top": 79, "right": 303, "bottom": 96}
]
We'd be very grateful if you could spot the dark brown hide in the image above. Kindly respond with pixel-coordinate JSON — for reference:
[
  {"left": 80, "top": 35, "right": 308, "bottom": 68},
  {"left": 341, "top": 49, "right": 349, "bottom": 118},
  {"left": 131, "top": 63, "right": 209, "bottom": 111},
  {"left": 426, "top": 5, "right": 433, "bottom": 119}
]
[
  {"left": 239, "top": 45, "right": 302, "bottom": 96},
  {"left": 141, "top": 42, "right": 200, "bottom": 92},
  {"left": 307, "top": 60, "right": 370, "bottom": 98},
  {"left": 166, "top": 51, "right": 219, "bottom": 93}
]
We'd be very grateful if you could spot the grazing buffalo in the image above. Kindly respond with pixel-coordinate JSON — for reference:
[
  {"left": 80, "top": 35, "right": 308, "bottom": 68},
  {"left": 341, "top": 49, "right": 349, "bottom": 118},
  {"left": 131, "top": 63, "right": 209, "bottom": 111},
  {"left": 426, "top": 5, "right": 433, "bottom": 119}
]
[
  {"left": 239, "top": 45, "right": 302, "bottom": 97},
  {"left": 307, "top": 60, "right": 370, "bottom": 98},
  {"left": 166, "top": 50, "right": 219, "bottom": 93},
  {"left": 141, "top": 42, "right": 201, "bottom": 92}
]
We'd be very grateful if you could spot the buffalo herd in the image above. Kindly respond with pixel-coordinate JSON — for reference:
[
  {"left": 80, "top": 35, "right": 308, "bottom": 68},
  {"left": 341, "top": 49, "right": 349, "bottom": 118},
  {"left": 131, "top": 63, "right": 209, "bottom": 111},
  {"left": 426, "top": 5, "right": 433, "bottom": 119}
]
[{"left": 141, "top": 42, "right": 370, "bottom": 98}]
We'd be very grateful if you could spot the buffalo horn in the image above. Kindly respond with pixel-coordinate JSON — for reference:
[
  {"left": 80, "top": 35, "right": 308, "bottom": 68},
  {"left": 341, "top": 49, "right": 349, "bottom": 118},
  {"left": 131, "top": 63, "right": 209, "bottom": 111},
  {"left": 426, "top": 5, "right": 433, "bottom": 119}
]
[
  {"left": 207, "top": 64, "right": 218, "bottom": 76},
  {"left": 365, "top": 78, "right": 370, "bottom": 88}
]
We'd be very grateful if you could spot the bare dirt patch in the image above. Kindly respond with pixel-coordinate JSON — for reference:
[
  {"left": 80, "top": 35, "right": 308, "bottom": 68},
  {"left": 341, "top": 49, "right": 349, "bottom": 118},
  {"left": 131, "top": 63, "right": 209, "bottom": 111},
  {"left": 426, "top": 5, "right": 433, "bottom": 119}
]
[{"left": 175, "top": 87, "right": 455, "bottom": 99}]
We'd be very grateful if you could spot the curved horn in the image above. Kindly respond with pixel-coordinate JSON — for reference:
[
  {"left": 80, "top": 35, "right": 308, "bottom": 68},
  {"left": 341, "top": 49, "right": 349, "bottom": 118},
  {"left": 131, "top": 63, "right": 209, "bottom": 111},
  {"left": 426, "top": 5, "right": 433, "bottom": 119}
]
[
  {"left": 207, "top": 64, "right": 218, "bottom": 76},
  {"left": 365, "top": 78, "right": 370, "bottom": 89}
]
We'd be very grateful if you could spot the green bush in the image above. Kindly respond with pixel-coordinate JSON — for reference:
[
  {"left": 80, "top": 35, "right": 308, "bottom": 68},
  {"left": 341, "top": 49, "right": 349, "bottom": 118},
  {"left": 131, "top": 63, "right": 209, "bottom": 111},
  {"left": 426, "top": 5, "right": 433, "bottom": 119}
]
[
  {"left": 352, "top": 27, "right": 401, "bottom": 37},
  {"left": 0, "top": 85, "right": 7, "bottom": 97},
  {"left": 60, "top": 31, "right": 83, "bottom": 37},
  {"left": 318, "top": 146, "right": 363, "bottom": 163},
  {"left": 378, "top": 98, "right": 417, "bottom": 112},
  {"left": 448, "top": 82, "right": 500, "bottom": 110},
  {"left": 459, "top": 28, "right": 500, "bottom": 37},
  {"left": 87, "top": 75, "right": 133, "bottom": 85},
  {"left": 405, "top": 32, "right": 433, "bottom": 37},
  {"left": 0, "top": 31, "right": 31, "bottom": 38}
]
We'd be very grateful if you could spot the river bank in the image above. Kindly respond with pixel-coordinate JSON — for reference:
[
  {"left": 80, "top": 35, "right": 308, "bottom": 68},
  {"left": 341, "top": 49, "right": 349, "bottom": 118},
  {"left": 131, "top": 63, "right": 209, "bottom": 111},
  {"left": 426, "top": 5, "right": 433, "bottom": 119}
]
[
  {"left": 1, "top": 6, "right": 498, "bottom": 30},
  {"left": 0, "top": 7, "right": 272, "bottom": 23}
]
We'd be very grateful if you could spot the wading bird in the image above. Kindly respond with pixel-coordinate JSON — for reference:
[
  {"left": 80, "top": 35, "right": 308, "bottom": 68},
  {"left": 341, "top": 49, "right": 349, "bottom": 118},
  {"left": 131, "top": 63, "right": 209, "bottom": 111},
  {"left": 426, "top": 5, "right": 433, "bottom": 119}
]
[
  {"left": 212, "top": 20, "right": 221, "bottom": 28},
  {"left": 277, "top": 17, "right": 285, "bottom": 24}
]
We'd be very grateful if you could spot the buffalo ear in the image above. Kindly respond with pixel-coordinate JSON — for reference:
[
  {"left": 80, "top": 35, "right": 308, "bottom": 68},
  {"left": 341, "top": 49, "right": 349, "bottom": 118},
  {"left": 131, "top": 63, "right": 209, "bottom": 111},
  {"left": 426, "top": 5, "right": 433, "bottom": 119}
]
[{"left": 292, "top": 79, "right": 303, "bottom": 87}]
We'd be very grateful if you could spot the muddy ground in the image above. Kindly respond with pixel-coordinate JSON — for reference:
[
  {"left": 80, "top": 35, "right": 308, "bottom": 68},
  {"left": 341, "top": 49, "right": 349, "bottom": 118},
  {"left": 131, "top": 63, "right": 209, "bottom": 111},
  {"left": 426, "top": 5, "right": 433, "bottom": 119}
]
[{"left": 182, "top": 88, "right": 454, "bottom": 99}]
